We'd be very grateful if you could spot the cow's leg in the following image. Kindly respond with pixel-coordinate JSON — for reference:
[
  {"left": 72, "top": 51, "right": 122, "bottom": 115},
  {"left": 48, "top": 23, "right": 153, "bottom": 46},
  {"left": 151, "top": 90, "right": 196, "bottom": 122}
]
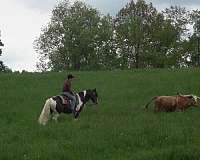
[
  {"left": 177, "top": 108, "right": 184, "bottom": 112},
  {"left": 177, "top": 106, "right": 184, "bottom": 112},
  {"left": 154, "top": 105, "right": 160, "bottom": 112},
  {"left": 177, "top": 108, "right": 182, "bottom": 112}
]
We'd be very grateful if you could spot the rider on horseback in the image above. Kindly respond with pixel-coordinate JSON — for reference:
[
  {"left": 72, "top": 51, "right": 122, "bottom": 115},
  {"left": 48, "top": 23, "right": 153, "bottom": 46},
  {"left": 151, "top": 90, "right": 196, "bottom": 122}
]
[{"left": 62, "top": 74, "right": 77, "bottom": 114}]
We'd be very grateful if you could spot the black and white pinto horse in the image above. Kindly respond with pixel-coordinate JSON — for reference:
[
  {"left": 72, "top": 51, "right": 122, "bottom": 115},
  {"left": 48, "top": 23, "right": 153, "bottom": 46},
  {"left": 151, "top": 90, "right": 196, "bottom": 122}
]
[{"left": 38, "top": 89, "right": 98, "bottom": 125}]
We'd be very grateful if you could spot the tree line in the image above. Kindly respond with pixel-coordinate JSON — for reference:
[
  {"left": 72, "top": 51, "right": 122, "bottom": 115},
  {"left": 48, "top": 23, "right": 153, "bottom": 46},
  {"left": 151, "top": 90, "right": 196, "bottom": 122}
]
[{"left": 34, "top": 0, "right": 200, "bottom": 71}]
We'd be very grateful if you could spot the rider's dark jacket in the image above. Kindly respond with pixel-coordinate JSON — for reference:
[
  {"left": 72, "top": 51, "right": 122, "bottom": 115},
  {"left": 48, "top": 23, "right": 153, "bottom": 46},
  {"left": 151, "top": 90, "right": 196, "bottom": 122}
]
[{"left": 62, "top": 80, "right": 72, "bottom": 93}]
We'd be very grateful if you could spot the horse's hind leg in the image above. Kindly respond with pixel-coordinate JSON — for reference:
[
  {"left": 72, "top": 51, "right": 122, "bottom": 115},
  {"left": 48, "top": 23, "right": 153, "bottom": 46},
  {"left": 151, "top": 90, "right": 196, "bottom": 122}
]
[
  {"left": 49, "top": 98, "right": 59, "bottom": 122},
  {"left": 52, "top": 112, "right": 59, "bottom": 122}
]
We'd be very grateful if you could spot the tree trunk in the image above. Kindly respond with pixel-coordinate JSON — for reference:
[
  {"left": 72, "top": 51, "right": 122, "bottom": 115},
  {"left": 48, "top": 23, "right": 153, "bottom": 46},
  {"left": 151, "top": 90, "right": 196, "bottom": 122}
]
[
  {"left": 73, "top": 57, "right": 81, "bottom": 70},
  {"left": 75, "top": 62, "right": 81, "bottom": 70},
  {"left": 135, "top": 43, "right": 140, "bottom": 68}
]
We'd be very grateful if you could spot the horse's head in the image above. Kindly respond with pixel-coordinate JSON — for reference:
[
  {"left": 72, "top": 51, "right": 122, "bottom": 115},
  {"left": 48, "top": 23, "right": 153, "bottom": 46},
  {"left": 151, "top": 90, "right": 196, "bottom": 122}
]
[
  {"left": 86, "top": 88, "right": 98, "bottom": 105},
  {"left": 78, "top": 88, "right": 98, "bottom": 105}
]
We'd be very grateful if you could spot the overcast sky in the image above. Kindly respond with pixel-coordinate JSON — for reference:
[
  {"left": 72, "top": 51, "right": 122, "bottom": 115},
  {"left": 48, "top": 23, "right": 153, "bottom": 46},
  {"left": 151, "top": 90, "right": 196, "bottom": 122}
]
[{"left": 0, "top": 0, "right": 200, "bottom": 71}]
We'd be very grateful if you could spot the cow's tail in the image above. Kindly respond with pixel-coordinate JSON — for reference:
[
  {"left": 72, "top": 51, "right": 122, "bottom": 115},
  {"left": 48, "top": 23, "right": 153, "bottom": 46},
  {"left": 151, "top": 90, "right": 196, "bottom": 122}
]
[
  {"left": 145, "top": 97, "right": 157, "bottom": 109},
  {"left": 38, "top": 98, "right": 52, "bottom": 125}
]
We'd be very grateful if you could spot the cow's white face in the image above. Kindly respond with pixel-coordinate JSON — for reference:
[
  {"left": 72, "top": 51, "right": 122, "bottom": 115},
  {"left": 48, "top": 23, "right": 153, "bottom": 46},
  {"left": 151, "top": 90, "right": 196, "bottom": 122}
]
[
  {"left": 187, "top": 95, "right": 199, "bottom": 106},
  {"left": 193, "top": 95, "right": 200, "bottom": 105},
  {"left": 192, "top": 95, "right": 198, "bottom": 103}
]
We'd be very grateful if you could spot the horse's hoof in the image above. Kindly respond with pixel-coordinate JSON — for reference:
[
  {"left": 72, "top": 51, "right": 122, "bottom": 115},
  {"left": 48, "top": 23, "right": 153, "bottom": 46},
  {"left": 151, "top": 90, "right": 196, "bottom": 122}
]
[{"left": 74, "top": 118, "right": 78, "bottom": 121}]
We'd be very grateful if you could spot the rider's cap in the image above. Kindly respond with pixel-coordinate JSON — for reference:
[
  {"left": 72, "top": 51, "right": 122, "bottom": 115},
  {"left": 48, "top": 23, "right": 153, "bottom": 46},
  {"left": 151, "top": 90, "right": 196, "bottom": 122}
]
[{"left": 67, "top": 74, "right": 75, "bottom": 80}]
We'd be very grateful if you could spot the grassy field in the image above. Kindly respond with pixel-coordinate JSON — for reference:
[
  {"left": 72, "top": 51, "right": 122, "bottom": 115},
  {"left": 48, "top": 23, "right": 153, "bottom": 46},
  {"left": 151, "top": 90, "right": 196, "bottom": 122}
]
[{"left": 1, "top": 69, "right": 200, "bottom": 160}]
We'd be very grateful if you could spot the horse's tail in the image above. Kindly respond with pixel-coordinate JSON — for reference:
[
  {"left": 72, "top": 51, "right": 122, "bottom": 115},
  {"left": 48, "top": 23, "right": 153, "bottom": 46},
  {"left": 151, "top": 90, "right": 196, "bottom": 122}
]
[
  {"left": 145, "top": 96, "right": 157, "bottom": 109},
  {"left": 38, "top": 98, "right": 52, "bottom": 125}
]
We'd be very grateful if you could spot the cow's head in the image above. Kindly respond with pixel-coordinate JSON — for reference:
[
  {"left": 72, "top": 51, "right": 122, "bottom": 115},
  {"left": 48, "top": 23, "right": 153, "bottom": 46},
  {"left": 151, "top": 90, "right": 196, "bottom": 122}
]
[
  {"left": 178, "top": 93, "right": 200, "bottom": 106},
  {"left": 191, "top": 95, "right": 200, "bottom": 106},
  {"left": 187, "top": 95, "right": 198, "bottom": 106}
]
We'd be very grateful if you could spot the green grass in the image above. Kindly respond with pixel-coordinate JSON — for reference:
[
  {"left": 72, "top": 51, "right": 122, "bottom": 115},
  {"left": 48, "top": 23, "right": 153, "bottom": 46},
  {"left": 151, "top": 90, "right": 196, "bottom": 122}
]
[{"left": 1, "top": 69, "right": 200, "bottom": 159}]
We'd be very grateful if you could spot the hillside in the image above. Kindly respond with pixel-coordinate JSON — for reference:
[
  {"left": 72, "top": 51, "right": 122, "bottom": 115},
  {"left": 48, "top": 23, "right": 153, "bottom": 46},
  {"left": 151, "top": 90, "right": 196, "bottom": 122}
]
[{"left": 1, "top": 69, "right": 200, "bottom": 159}]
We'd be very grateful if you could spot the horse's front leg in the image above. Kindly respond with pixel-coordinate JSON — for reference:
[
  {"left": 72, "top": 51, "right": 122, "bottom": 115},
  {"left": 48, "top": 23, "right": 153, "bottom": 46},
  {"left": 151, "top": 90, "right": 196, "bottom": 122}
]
[
  {"left": 74, "top": 110, "right": 82, "bottom": 119},
  {"left": 74, "top": 111, "right": 80, "bottom": 119},
  {"left": 74, "top": 106, "right": 84, "bottom": 119}
]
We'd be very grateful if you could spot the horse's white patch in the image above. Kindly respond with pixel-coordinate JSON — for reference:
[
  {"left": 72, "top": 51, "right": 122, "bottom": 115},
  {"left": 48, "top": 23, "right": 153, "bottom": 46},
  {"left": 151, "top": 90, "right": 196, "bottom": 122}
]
[
  {"left": 49, "top": 98, "right": 59, "bottom": 121},
  {"left": 83, "top": 90, "right": 86, "bottom": 97},
  {"left": 76, "top": 94, "right": 83, "bottom": 111},
  {"left": 38, "top": 98, "right": 58, "bottom": 125},
  {"left": 49, "top": 98, "right": 57, "bottom": 112}
]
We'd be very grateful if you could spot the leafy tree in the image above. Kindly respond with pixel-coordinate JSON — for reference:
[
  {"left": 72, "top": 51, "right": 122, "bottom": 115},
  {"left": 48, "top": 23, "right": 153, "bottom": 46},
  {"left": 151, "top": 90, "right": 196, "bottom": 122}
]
[
  {"left": 148, "top": 14, "right": 181, "bottom": 68},
  {"left": 0, "top": 32, "right": 6, "bottom": 72},
  {"left": 189, "top": 10, "right": 200, "bottom": 66},
  {"left": 0, "top": 31, "right": 12, "bottom": 73},
  {"left": 163, "top": 6, "right": 190, "bottom": 39},
  {"left": 0, "top": 39, "right": 3, "bottom": 55},
  {"left": 35, "top": 0, "right": 200, "bottom": 70},
  {"left": 181, "top": 36, "right": 197, "bottom": 67},
  {"left": 35, "top": 0, "right": 115, "bottom": 71},
  {"left": 150, "top": 6, "right": 190, "bottom": 68},
  {"left": 115, "top": 0, "right": 159, "bottom": 68},
  {"left": 115, "top": 2, "right": 192, "bottom": 68},
  {"left": 94, "top": 15, "right": 119, "bottom": 70}
]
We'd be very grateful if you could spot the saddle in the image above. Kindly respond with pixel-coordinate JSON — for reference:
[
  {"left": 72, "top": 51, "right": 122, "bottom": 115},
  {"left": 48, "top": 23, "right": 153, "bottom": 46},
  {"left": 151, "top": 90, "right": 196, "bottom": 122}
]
[
  {"left": 58, "top": 95, "right": 69, "bottom": 105},
  {"left": 58, "top": 94, "right": 79, "bottom": 106}
]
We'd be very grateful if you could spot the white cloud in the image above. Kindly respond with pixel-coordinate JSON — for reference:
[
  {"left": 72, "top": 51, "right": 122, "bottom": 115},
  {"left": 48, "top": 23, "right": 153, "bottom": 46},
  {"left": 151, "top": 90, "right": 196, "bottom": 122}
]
[{"left": 0, "top": 0, "right": 54, "bottom": 71}]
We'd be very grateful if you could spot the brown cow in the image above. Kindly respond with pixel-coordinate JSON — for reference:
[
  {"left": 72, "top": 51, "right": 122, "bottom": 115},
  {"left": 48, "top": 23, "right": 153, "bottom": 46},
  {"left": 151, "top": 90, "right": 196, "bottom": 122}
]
[{"left": 145, "top": 94, "right": 200, "bottom": 112}]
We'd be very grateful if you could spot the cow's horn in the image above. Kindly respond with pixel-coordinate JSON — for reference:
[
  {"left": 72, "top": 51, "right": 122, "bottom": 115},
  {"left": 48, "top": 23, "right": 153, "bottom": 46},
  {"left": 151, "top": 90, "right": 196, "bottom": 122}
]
[{"left": 177, "top": 92, "right": 182, "bottom": 96}]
